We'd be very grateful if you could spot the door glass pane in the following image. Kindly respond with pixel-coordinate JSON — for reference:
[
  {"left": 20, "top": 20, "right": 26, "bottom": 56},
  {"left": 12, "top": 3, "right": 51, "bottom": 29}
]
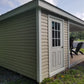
[
  {"left": 58, "top": 39, "right": 60, "bottom": 46},
  {"left": 58, "top": 31, "right": 60, "bottom": 38},
  {"left": 58, "top": 23, "right": 60, "bottom": 30},
  {"left": 55, "top": 31, "right": 57, "bottom": 38},
  {"left": 52, "top": 30, "right": 54, "bottom": 38},
  {"left": 55, "top": 39, "right": 57, "bottom": 46},
  {"left": 52, "top": 21, "right": 54, "bottom": 29},
  {"left": 55, "top": 22, "right": 58, "bottom": 30}
]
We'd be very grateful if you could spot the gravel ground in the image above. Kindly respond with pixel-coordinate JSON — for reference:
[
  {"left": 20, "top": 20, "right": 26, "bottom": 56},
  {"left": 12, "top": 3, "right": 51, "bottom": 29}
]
[
  {"left": 76, "top": 61, "right": 84, "bottom": 67},
  {"left": 71, "top": 61, "right": 84, "bottom": 71},
  {"left": 0, "top": 67, "right": 22, "bottom": 84},
  {"left": 0, "top": 67, "right": 37, "bottom": 84}
]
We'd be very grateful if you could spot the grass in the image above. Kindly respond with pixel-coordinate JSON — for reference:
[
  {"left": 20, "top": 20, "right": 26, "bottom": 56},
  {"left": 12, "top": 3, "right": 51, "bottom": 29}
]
[
  {"left": 80, "top": 48, "right": 84, "bottom": 53},
  {"left": 76, "top": 39, "right": 84, "bottom": 41},
  {"left": 41, "top": 65, "right": 84, "bottom": 84}
]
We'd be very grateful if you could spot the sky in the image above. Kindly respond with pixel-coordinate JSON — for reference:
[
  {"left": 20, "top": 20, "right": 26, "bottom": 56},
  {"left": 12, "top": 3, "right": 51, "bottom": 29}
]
[{"left": 0, "top": 0, "right": 84, "bottom": 20}]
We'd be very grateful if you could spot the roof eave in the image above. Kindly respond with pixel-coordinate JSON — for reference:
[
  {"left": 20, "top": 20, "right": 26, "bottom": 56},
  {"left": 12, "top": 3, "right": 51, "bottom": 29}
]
[
  {"left": 39, "top": 0, "right": 84, "bottom": 26},
  {"left": 0, "top": 0, "right": 84, "bottom": 27},
  {"left": 0, "top": 0, "right": 37, "bottom": 21}
]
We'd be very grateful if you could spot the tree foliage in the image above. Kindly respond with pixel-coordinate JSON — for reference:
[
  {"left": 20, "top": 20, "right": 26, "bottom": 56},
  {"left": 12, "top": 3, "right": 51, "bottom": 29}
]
[{"left": 70, "top": 31, "right": 84, "bottom": 40}]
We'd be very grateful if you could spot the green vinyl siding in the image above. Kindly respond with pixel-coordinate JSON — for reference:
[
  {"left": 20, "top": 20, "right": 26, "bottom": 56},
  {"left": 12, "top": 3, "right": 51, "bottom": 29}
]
[{"left": 0, "top": 10, "right": 37, "bottom": 80}]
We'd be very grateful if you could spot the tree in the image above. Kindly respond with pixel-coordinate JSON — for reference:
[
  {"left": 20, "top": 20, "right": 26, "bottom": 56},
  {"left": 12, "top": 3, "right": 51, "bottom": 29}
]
[{"left": 70, "top": 31, "right": 84, "bottom": 40}]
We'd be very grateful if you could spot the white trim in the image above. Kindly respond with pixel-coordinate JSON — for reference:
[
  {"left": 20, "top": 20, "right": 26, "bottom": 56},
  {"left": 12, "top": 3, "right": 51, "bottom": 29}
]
[
  {"left": 36, "top": 7, "right": 42, "bottom": 83},
  {"left": 50, "top": 67, "right": 65, "bottom": 77},
  {"left": 39, "top": 0, "right": 84, "bottom": 25},
  {"left": 68, "top": 21, "right": 70, "bottom": 68},
  {"left": 48, "top": 15, "right": 51, "bottom": 77},
  {"left": 48, "top": 15, "right": 65, "bottom": 77},
  {"left": 69, "top": 21, "right": 84, "bottom": 29},
  {"left": 49, "top": 15, "right": 64, "bottom": 22},
  {"left": 69, "top": 22, "right": 84, "bottom": 32},
  {"left": 62, "top": 19, "right": 65, "bottom": 68}
]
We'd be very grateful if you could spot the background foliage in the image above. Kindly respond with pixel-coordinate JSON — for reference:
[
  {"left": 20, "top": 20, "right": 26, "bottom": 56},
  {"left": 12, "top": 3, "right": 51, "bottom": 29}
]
[{"left": 70, "top": 31, "right": 84, "bottom": 40}]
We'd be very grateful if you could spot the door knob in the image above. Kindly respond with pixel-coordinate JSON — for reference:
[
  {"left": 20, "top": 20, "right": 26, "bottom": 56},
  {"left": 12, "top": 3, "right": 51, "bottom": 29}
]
[{"left": 61, "top": 46, "right": 63, "bottom": 48}]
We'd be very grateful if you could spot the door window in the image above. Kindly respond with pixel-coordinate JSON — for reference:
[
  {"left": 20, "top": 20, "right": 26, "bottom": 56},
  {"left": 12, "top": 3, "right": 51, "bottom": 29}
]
[{"left": 52, "top": 21, "right": 61, "bottom": 47}]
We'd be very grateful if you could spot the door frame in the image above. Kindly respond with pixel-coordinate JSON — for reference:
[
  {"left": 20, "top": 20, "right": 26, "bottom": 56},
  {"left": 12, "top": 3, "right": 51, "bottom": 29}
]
[{"left": 48, "top": 15, "right": 65, "bottom": 77}]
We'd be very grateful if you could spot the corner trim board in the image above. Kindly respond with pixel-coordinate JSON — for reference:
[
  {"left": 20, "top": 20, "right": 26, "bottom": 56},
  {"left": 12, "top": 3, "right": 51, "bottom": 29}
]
[
  {"left": 36, "top": 7, "right": 42, "bottom": 83},
  {"left": 68, "top": 21, "right": 70, "bottom": 68}
]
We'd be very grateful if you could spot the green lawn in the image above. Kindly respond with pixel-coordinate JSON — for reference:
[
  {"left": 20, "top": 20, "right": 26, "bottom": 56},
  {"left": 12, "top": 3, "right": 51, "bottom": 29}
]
[
  {"left": 76, "top": 39, "right": 84, "bottom": 41},
  {"left": 41, "top": 66, "right": 84, "bottom": 84},
  {"left": 80, "top": 48, "right": 84, "bottom": 53}
]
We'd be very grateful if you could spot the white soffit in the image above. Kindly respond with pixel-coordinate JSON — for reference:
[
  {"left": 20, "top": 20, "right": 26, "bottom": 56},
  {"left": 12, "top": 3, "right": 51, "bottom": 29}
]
[
  {"left": 69, "top": 22, "right": 84, "bottom": 32},
  {"left": 39, "top": 0, "right": 84, "bottom": 26}
]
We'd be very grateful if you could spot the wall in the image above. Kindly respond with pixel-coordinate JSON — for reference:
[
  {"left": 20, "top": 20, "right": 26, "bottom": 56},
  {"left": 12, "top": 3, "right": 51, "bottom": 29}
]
[{"left": 0, "top": 10, "right": 37, "bottom": 80}]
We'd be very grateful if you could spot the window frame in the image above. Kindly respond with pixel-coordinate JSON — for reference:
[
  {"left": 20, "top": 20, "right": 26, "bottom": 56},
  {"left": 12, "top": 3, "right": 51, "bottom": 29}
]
[{"left": 52, "top": 21, "right": 62, "bottom": 47}]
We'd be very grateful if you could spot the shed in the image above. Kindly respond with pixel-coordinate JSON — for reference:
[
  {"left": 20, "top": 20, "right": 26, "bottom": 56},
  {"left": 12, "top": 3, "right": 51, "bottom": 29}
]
[{"left": 0, "top": 0, "right": 84, "bottom": 83}]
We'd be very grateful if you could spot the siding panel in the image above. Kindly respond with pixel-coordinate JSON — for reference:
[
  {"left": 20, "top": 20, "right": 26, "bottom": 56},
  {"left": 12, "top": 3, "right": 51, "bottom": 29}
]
[
  {"left": 64, "top": 21, "right": 68, "bottom": 68},
  {"left": 0, "top": 10, "right": 37, "bottom": 80},
  {"left": 41, "top": 12, "right": 49, "bottom": 80}
]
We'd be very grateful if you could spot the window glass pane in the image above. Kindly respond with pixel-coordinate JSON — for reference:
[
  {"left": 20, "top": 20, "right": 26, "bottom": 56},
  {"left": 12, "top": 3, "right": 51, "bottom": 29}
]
[
  {"left": 55, "top": 39, "right": 58, "bottom": 46},
  {"left": 58, "top": 23, "right": 60, "bottom": 30},
  {"left": 55, "top": 31, "right": 57, "bottom": 38},
  {"left": 58, "top": 39, "right": 60, "bottom": 46},
  {"left": 55, "top": 22, "right": 58, "bottom": 30},
  {"left": 58, "top": 31, "right": 60, "bottom": 38},
  {"left": 52, "top": 39, "right": 54, "bottom": 46},
  {"left": 52, "top": 30, "right": 54, "bottom": 38},
  {"left": 52, "top": 21, "right": 54, "bottom": 29}
]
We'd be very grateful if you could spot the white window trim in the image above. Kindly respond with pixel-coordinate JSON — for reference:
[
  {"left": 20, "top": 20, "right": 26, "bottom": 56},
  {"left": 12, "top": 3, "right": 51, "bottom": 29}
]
[{"left": 48, "top": 15, "right": 65, "bottom": 77}]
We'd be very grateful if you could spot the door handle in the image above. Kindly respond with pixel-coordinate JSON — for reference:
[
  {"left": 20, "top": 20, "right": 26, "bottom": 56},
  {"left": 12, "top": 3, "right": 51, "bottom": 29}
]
[{"left": 61, "top": 46, "right": 63, "bottom": 48}]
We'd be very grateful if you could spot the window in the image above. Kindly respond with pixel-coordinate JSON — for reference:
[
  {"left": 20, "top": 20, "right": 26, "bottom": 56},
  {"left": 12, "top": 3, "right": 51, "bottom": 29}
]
[{"left": 52, "top": 21, "right": 61, "bottom": 47}]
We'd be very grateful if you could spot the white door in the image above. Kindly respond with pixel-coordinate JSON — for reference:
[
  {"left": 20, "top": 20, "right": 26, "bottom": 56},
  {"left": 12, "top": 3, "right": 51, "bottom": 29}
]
[{"left": 49, "top": 17, "right": 65, "bottom": 76}]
